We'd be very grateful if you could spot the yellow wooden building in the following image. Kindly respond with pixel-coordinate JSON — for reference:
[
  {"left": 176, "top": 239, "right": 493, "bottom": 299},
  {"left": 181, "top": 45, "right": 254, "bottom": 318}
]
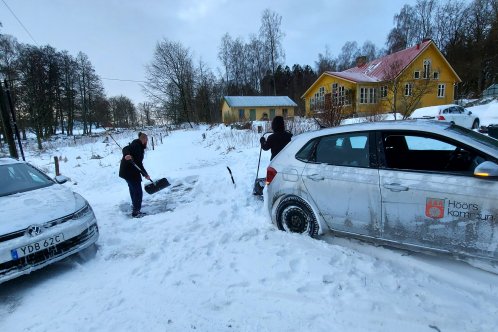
[
  {"left": 221, "top": 96, "right": 297, "bottom": 123},
  {"left": 302, "top": 39, "right": 462, "bottom": 118}
]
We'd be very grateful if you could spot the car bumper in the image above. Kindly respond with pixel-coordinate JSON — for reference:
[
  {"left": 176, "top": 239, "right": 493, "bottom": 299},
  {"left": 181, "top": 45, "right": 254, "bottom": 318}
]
[{"left": 0, "top": 213, "right": 99, "bottom": 284}]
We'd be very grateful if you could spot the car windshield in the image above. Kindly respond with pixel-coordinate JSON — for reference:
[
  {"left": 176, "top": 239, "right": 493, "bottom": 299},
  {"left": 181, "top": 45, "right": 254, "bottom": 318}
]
[
  {"left": 446, "top": 125, "right": 498, "bottom": 149},
  {"left": 0, "top": 163, "right": 54, "bottom": 196}
]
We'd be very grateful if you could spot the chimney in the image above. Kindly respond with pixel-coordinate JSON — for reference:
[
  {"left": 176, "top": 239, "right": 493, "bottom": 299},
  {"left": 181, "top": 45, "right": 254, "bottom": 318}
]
[{"left": 356, "top": 56, "right": 367, "bottom": 67}]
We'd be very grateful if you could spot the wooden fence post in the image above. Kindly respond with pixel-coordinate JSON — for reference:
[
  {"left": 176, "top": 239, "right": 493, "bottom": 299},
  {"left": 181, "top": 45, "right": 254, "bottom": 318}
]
[
  {"left": 54, "top": 156, "right": 60, "bottom": 176},
  {"left": 151, "top": 137, "right": 155, "bottom": 150}
]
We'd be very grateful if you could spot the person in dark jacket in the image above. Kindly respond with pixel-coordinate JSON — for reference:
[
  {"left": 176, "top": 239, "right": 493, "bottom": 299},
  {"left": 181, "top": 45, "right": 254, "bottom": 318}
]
[
  {"left": 260, "top": 116, "right": 293, "bottom": 160},
  {"left": 119, "top": 132, "right": 150, "bottom": 218}
]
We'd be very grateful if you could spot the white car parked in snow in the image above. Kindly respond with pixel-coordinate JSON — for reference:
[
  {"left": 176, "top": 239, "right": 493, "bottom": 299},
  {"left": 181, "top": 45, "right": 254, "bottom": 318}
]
[
  {"left": 265, "top": 120, "right": 498, "bottom": 267},
  {"left": 409, "top": 104, "right": 480, "bottom": 129},
  {"left": 0, "top": 157, "right": 99, "bottom": 284}
]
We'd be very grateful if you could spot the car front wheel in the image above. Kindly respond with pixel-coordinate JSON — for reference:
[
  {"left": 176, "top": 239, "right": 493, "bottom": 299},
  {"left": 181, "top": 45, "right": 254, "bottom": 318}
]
[{"left": 275, "top": 196, "right": 319, "bottom": 237}]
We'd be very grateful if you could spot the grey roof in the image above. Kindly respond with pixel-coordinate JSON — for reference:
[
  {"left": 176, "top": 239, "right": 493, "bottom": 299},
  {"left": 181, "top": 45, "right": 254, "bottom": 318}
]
[{"left": 224, "top": 96, "right": 297, "bottom": 108}]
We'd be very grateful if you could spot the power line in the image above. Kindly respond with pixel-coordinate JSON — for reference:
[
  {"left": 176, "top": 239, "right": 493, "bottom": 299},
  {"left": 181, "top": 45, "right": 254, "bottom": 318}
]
[
  {"left": 1, "top": 0, "right": 38, "bottom": 46},
  {"left": 101, "top": 77, "right": 147, "bottom": 84}
]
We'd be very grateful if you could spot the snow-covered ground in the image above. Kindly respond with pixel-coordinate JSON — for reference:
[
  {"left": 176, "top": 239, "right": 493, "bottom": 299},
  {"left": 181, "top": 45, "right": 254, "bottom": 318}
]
[{"left": 1, "top": 112, "right": 498, "bottom": 332}]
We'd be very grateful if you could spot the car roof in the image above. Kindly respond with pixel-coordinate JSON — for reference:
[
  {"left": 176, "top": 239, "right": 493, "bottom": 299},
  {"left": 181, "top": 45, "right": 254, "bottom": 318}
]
[
  {"left": 295, "top": 119, "right": 451, "bottom": 140},
  {"left": 285, "top": 119, "right": 497, "bottom": 156}
]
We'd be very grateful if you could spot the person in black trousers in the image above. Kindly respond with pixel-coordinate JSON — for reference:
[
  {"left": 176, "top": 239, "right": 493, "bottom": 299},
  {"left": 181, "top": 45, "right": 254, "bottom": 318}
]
[
  {"left": 260, "top": 116, "right": 293, "bottom": 160},
  {"left": 119, "top": 132, "right": 151, "bottom": 218}
]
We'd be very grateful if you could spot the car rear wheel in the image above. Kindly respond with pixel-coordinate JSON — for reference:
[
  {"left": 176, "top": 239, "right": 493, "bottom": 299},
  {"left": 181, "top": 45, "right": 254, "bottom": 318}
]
[
  {"left": 275, "top": 196, "right": 319, "bottom": 237},
  {"left": 472, "top": 119, "right": 480, "bottom": 129}
]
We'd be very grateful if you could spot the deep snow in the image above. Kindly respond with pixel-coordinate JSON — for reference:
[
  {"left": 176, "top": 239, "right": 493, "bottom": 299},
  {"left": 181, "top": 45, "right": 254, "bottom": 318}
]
[{"left": 1, "top": 108, "right": 498, "bottom": 332}]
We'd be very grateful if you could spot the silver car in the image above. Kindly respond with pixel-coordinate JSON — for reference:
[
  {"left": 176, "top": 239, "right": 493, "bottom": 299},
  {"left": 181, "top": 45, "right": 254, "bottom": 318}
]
[
  {"left": 265, "top": 120, "right": 498, "bottom": 267},
  {"left": 0, "top": 157, "right": 99, "bottom": 283}
]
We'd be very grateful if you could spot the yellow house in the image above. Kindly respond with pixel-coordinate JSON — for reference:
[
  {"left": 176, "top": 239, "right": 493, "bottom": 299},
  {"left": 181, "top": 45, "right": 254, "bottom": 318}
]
[
  {"left": 302, "top": 39, "right": 462, "bottom": 118},
  {"left": 221, "top": 96, "right": 297, "bottom": 123}
]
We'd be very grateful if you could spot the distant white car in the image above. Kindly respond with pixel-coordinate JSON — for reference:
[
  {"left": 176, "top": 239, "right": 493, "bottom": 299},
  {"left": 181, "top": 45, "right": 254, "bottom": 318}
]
[
  {"left": 0, "top": 157, "right": 99, "bottom": 284},
  {"left": 410, "top": 104, "right": 480, "bottom": 129}
]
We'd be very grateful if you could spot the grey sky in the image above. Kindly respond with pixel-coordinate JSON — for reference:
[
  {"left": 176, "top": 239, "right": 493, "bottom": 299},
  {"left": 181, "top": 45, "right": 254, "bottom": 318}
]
[{"left": 0, "top": 0, "right": 417, "bottom": 104}]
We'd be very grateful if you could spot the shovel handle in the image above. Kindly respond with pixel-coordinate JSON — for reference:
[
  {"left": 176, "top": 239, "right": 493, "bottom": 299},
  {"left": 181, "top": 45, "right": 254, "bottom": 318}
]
[{"left": 130, "top": 160, "right": 153, "bottom": 182}]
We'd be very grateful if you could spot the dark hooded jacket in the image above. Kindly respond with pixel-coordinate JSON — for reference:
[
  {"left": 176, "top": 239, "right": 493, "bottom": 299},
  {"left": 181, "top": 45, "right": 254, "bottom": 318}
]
[
  {"left": 119, "top": 139, "right": 148, "bottom": 182},
  {"left": 261, "top": 116, "right": 293, "bottom": 160}
]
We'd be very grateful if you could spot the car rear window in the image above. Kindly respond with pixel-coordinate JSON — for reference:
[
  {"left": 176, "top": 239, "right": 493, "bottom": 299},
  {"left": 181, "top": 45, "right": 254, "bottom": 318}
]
[{"left": 0, "top": 163, "right": 54, "bottom": 196}]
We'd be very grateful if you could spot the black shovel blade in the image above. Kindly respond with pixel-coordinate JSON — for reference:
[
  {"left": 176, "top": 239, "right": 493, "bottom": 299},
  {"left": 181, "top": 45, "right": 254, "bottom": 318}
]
[
  {"left": 144, "top": 178, "right": 170, "bottom": 195},
  {"left": 252, "top": 178, "right": 266, "bottom": 196}
]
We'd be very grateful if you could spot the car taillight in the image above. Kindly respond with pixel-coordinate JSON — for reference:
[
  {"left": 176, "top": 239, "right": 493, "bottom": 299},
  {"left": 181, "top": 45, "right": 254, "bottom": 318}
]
[
  {"left": 437, "top": 115, "right": 446, "bottom": 120},
  {"left": 266, "top": 167, "right": 277, "bottom": 185}
]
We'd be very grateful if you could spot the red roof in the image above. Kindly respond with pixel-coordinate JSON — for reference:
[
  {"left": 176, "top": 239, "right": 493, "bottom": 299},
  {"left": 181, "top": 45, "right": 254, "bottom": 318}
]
[{"left": 326, "top": 40, "right": 432, "bottom": 83}]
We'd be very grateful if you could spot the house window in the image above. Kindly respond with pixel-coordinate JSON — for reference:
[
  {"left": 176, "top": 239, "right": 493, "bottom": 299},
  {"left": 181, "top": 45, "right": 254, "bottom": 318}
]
[
  {"left": 332, "top": 83, "right": 338, "bottom": 105},
  {"left": 338, "top": 86, "right": 345, "bottom": 105},
  {"left": 414, "top": 71, "right": 420, "bottom": 79},
  {"left": 405, "top": 83, "right": 413, "bottom": 96},
  {"left": 423, "top": 59, "right": 431, "bottom": 79},
  {"left": 438, "top": 84, "right": 445, "bottom": 97},
  {"left": 283, "top": 109, "right": 288, "bottom": 117},
  {"left": 360, "top": 87, "right": 377, "bottom": 104},
  {"left": 319, "top": 86, "right": 325, "bottom": 104},
  {"left": 433, "top": 71, "right": 439, "bottom": 80},
  {"left": 380, "top": 85, "right": 388, "bottom": 98},
  {"left": 238, "top": 109, "right": 245, "bottom": 120}
]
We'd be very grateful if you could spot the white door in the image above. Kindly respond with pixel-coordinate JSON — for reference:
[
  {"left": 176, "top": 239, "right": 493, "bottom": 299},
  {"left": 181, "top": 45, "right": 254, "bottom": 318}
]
[
  {"left": 379, "top": 131, "right": 498, "bottom": 259},
  {"left": 302, "top": 132, "right": 382, "bottom": 237}
]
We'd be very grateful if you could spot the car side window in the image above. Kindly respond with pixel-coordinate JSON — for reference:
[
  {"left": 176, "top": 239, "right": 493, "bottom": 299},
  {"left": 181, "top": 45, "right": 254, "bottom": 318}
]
[
  {"left": 382, "top": 133, "right": 484, "bottom": 174},
  {"left": 314, "top": 133, "right": 369, "bottom": 167}
]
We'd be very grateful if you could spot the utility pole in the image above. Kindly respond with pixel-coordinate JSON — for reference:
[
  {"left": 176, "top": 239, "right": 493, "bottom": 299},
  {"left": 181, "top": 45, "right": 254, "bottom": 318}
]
[{"left": 0, "top": 82, "right": 18, "bottom": 159}]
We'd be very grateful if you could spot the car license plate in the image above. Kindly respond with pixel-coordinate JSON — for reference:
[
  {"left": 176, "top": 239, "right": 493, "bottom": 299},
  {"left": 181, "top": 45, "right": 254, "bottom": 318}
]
[{"left": 11, "top": 233, "right": 65, "bottom": 260}]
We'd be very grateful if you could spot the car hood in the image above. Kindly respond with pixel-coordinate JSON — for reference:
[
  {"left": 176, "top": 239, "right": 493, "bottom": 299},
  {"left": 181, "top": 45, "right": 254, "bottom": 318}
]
[{"left": 0, "top": 184, "right": 87, "bottom": 234}]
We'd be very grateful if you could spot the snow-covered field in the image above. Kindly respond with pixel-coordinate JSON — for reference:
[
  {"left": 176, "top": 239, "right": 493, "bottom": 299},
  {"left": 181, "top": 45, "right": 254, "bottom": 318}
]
[{"left": 1, "top": 115, "right": 498, "bottom": 332}]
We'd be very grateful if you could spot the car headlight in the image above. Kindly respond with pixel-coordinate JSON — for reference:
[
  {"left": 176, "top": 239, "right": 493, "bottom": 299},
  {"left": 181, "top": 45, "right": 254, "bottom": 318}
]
[{"left": 72, "top": 202, "right": 94, "bottom": 220}]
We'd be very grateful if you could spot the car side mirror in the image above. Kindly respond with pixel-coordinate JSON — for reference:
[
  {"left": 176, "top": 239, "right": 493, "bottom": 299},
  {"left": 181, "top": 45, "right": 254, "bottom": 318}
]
[
  {"left": 468, "top": 111, "right": 472, "bottom": 115},
  {"left": 474, "top": 161, "right": 498, "bottom": 178},
  {"left": 55, "top": 175, "right": 70, "bottom": 184}
]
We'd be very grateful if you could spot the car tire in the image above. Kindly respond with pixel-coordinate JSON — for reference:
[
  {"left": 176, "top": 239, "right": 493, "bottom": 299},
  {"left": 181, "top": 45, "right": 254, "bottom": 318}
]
[
  {"left": 472, "top": 119, "right": 480, "bottom": 129},
  {"left": 275, "top": 196, "right": 319, "bottom": 237}
]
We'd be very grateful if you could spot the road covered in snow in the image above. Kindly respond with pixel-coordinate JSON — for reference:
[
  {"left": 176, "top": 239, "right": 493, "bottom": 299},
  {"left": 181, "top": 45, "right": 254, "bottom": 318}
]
[{"left": 1, "top": 124, "right": 497, "bottom": 332}]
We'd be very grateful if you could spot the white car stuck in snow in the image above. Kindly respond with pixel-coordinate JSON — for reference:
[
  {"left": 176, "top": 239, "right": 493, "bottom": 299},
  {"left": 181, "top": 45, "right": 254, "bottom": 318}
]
[
  {"left": 0, "top": 157, "right": 99, "bottom": 284},
  {"left": 265, "top": 120, "right": 498, "bottom": 267}
]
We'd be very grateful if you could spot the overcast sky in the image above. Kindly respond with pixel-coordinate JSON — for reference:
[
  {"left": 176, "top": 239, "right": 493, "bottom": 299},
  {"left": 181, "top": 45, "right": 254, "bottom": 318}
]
[{"left": 0, "top": 0, "right": 418, "bottom": 105}]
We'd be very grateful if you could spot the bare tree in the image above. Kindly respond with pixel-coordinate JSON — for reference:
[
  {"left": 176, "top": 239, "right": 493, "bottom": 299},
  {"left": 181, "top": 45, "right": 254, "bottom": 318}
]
[
  {"left": 386, "top": 5, "right": 417, "bottom": 53},
  {"left": 259, "top": 9, "right": 285, "bottom": 95},
  {"left": 336, "top": 41, "right": 359, "bottom": 70},
  {"left": 145, "top": 39, "right": 195, "bottom": 127},
  {"left": 315, "top": 45, "right": 336, "bottom": 75}
]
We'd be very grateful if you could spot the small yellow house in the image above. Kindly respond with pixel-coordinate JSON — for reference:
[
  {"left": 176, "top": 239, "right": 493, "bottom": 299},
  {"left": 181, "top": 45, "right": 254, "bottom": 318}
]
[
  {"left": 221, "top": 96, "right": 297, "bottom": 123},
  {"left": 302, "top": 39, "right": 462, "bottom": 118}
]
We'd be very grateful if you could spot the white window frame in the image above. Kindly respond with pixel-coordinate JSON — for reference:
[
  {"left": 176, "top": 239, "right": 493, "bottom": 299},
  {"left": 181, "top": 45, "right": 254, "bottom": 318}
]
[
  {"left": 414, "top": 71, "right": 420, "bottom": 79},
  {"left": 437, "top": 84, "right": 445, "bottom": 98},
  {"left": 380, "top": 85, "right": 388, "bottom": 98},
  {"left": 423, "top": 59, "right": 431, "bottom": 79},
  {"left": 404, "top": 83, "right": 413, "bottom": 96},
  {"left": 433, "top": 71, "right": 439, "bottom": 80},
  {"left": 360, "top": 87, "right": 377, "bottom": 104}
]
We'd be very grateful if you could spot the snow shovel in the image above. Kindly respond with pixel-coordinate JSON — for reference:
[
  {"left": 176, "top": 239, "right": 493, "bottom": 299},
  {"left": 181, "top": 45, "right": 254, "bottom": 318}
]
[
  {"left": 130, "top": 160, "right": 170, "bottom": 195},
  {"left": 253, "top": 132, "right": 271, "bottom": 196}
]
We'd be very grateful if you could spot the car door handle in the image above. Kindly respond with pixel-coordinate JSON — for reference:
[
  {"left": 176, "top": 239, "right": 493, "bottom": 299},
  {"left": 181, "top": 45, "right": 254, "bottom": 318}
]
[
  {"left": 307, "top": 174, "right": 324, "bottom": 181},
  {"left": 383, "top": 183, "right": 409, "bottom": 192}
]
